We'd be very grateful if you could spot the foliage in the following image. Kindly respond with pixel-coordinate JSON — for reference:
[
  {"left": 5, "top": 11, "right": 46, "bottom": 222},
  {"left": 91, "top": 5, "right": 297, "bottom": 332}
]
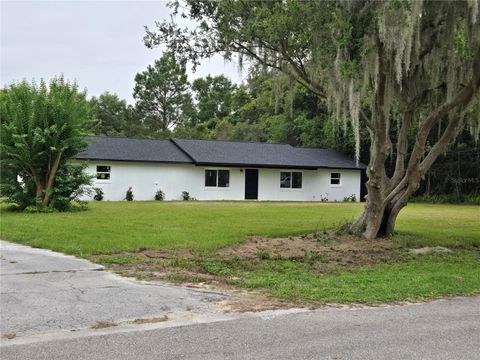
[
  {"left": 146, "top": 0, "right": 480, "bottom": 239},
  {"left": 23, "top": 205, "right": 59, "bottom": 213},
  {"left": 411, "top": 194, "right": 480, "bottom": 206},
  {"left": 191, "top": 75, "right": 237, "bottom": 123},
  {"left": 125, "top": 187, "right": 134, "bottom": 201},
  {"left": 0, "top": 77, "right": 92, "bottom": 210},
  {"left": 155, "top": 189, "right": 165, "bottom": 201},
  {"left": 48, "top": 163, "right": 93, "bottom": 211},
  {"left": 182, "top": 191, "right": 191, "bottom": 200},
  {"left": 173, "top": 75, "right": 251, "bottom": 140},
  {"left": 343, "top": 194, "right": 357, "bottom": 203},
  {"left": 90, "top": 92, "right": 127, "bottom": 136},
  {"left": 416, "top": 129, "right": 480, "bottom": 196},
  {"left": 133, "top": 52, "right": 193, "bottom": 134},
  {"left": 93, "top": 188, "right": 104, "bottom": 201},
  {"left": 1, "top": 163, "right": 92, "bottom": 212},
  {"left": 23, "top": 200, "right": 88, "bottom": 213}
]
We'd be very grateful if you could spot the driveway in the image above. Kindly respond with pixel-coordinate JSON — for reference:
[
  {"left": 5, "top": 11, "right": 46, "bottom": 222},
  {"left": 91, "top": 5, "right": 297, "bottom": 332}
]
[{"left": 0, "top": 240, "right": 227, "bottom": 337}]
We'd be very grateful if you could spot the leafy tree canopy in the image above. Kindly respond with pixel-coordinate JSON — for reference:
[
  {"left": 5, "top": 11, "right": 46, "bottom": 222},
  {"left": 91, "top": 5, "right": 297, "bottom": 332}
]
[
  {"left": 192, "top": 75, "right": 237, "bottom": 123},
  {"left": 0, "top": 77, "right": 92, "bottom": 210},
  {"left": 90, "top": 92, "right": 127, "bottom": 136},
  {"left": 146, "top": 0, "right": 480, "bottom": 239},
  {"left": 133, "top": 51, "right": 193, "bottom": 135}
]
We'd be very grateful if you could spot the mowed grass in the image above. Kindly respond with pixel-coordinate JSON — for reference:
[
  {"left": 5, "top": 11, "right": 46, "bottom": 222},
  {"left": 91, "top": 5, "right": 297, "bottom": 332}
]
[
  {"left": 0, "top": 201, "right": 363, "bottom": 256},
  {"left": 238, "top": 252, "right": 480, "bottom": 303},
  {"left": 1, "top": 202, "right": 478, "bottom": 256},
  {"left": 1, "top": 201, "right": 479, "bottom": 304}
]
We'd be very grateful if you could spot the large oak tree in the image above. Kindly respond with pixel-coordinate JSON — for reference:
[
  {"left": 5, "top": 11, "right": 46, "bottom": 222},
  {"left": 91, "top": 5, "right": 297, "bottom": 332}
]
[{"left": 145, "top": 0, "right": 480, "bottom": 239}]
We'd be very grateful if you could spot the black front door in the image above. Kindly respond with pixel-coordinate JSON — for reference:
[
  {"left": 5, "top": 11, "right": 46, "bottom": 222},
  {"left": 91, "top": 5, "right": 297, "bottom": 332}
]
[{"left": 244, "top": 169, "right": 259, "bottom": 200}]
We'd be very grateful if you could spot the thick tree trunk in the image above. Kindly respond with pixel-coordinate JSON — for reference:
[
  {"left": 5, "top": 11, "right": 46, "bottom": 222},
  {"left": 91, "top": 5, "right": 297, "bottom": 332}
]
[
  {"left": 349, "top": 47, "right": 480, "bottom": 240},
  {"left": 42, "top": 152, "right": 62, "bottom": 207},
  {"left": 31, "top": 169, "right": 44, "bottom": 199},
  {"left": 351, "top": 192, "right": 409, "bottom": 239}
]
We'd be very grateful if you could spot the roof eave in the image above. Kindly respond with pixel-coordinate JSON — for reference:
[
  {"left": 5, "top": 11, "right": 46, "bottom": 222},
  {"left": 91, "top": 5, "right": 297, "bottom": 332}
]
[{"left": 73, "top": 157, "right": 194, "bottom": 165}]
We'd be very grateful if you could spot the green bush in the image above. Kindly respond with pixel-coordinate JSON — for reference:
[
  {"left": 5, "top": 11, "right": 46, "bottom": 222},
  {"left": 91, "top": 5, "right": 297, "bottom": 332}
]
[
  {"left": 343, "top": 194, "right": 356, "bottom": 202},
  {"left": 155, "top": 190, "right": 165, "bottom": 201},
  {"left": 0, "top": 163, "right": 92, "bottom": 212},
  {"left": 125, "top": 187, "right": 134, "bottom": 201},
  {"left": 24, "top": 205, "right": 58, "bottom": 213},
  {"left": 93, "top": 188, "right": 104, "bottom": 201},
  {"left": 182, "top": 191, "right": 191, "bottom": 201},
  {"left": 49, "top": 164, "right": 93, "bottom": 211}
]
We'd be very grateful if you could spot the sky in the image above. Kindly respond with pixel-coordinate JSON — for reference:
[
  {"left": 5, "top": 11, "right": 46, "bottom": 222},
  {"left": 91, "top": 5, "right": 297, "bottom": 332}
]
[{"left": 1, "top": 0, "right": 242, "bottom": 104}]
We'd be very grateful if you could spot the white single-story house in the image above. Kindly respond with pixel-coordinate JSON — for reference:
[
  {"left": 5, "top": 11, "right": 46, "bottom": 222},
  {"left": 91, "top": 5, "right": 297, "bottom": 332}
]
[{"left": 75, "top": 136, "right": 366, "bottom": 201}]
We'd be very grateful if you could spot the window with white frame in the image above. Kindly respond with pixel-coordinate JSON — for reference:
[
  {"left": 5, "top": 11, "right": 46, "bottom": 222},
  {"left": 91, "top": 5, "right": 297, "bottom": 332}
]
[
  {"left": 96, "top": 165, "right": 111, "bottom": 180},
  {"left": 330, "top": 172, "right": 341, "bottom": 185},
  {"left": 205, "top": 169, "right": 230, "bottom": 187},
  {"left": 280, "top": 171, "right": 302, "bottom": 189}
]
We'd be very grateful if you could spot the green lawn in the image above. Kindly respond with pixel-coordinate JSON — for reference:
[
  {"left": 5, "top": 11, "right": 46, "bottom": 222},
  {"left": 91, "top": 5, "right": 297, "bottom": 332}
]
[
  {"left": 1, "top": 201, "right": 479, "bottom": 304},
  {"left": 0, "top": 201, "right": 363, "bottom": 256}
]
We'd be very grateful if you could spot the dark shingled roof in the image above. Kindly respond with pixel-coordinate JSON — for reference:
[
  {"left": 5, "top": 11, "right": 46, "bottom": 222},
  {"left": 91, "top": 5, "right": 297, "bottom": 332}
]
[
  {"left": 172, "top": 139, "right": 365, "bottom": 169},
  {"left": 76, "top": 136, "right": 366, "bottom": 170},
  {"left": 75, "top": 136, "right": 193, "bottom": 164}
]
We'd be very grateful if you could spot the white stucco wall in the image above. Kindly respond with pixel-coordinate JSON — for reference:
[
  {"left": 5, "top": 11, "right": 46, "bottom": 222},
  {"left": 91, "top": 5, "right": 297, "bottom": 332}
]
[
  {"left": 258, "top": 168, "right": 361, "bottom": 201},
  {"left": 78, "top": 161, "right": 361, "bottom": 201}
]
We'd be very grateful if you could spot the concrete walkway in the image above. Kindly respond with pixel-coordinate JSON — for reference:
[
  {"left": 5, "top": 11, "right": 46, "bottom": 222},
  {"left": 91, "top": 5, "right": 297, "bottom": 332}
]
[{"left": 0, "top": 240, "right": 227, "bottom": 337}]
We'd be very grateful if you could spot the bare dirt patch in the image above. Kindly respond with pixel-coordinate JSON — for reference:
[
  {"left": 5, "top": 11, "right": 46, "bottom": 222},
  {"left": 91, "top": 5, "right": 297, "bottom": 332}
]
[
  {"left": 218, "top": 233, "right": 405, "bottom": 268},
  {"left": 92, "top": 233, "right": 411, "bottom": 311},
  {"left": 139, "top": 248, "right": 195, "bottom": 259},
  {"left": 410, "top": 246, "right": 452, "bottom": 255},
  {"left": 211, "top": 291, "right": 297, "bottom": 313},
  {"left": 94, "top": 232, "right": 408, "bottom": 285}
]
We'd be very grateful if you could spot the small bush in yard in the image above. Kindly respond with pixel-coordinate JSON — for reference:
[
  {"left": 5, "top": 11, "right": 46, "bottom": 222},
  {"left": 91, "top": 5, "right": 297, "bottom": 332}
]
[
  {"left": 256, "top": 249, "right": 272, "bottom": 260},
  {"left": 125, "top": 187, "right": 134, "bottom": 201},
  {"left": 182, "top": 191, "right": 191, "bottom": 200},
  {"left": 155, "top": 190, "right": 165, "bottom": 201},
  {"left": 93, "top": 188, "right": 104, "bottom": 201},
  {"left": 343, "top": 194, "right": 356, "bottom": 202}
]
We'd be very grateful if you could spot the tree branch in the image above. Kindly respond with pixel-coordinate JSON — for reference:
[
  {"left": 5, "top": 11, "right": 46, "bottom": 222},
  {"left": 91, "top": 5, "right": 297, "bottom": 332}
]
[{"left": 406, "top": 55, "right": 480, "bottom": 175}]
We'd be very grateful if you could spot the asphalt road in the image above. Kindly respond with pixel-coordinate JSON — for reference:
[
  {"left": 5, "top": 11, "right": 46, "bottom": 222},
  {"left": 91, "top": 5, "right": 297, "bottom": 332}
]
[
  {"left": 1, "top": 240, "right": 479, "bottom": 359},
  {"left": 2, "top": 296, "right": 479, "bottom": 360},
  {"left": 0, "top": 240, "right": 226, "bottom": 337}
]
